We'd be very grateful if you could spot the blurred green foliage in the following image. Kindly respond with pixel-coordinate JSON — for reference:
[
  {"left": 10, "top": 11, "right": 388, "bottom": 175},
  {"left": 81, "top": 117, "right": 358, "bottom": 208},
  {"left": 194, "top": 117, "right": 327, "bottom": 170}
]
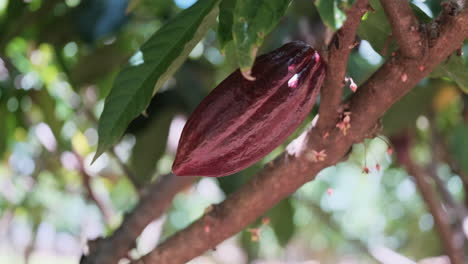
[{"left": 0, "top": 0, "right": 467, "bottom": 263}]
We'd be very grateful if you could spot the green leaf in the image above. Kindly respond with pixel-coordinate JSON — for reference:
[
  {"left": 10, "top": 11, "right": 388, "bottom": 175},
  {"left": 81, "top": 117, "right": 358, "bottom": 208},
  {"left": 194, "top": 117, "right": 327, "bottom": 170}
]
[
  {"left": 410, "top": 3, "right": 432, "bottom": 23},
  {"left": 358, "top": 1, "right": 431, "bottom": 56},
  {"left": 449, "top": 124, "right": 468, "bottom": 173},
  {"left": 218, "top": 0, "right": 237, "bottom": 50},
  {"left": 131, "top": 108, "right": 176, "bottom": 185},
  {"left": 217, "top": 163, "right": 260, "bottom": 195},
  {"left": 240, "top": 198, "right": 295, "bottom": 253},
  {"left": 140, "top": 0, "right": 176, "bottom": 17},
  {"left": 430, "top": 55, "right": 468, "bottom": 93},
  {"left": 34, "top": 89, "right": 63, "bottom": 139},
  {"left": 94, "top": 0, "right": 219, "bottom": 161},
  {"left": 424, "top": 0, "right": 442, "bottom": 17},
  {"left": 0, "top": 110, "right": 16, "bottom": 159},
  {"left": 241, "top": 227, "right": 260, "bottom": 258},
  {"left": 267, "top": 198, "right": 295, "bottom": 246},
  {"left": 357, "top": 0, "right": 395, "bottom": 56},
  {"left": 314, "top": 0, "right": 347, "bottom": 31},
  {"left": 232, "top": 0, "right": 291, "bottom": 78}
]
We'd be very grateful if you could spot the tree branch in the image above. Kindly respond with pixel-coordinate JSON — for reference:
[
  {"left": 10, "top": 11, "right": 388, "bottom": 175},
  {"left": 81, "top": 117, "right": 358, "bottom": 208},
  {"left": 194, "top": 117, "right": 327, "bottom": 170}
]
[
  {"left": 76, "top": 151, "right": 114, "bottom": 226},
  {"left": 380, "top": 0, "right": 424, "bottom": 58},
  {"left": 130, "top": 7, "right": 468, "bottom": 264},
  {"left": 108, "top": 148, "right": 142, "bottom": 192},
  {"left": 80, "top": 174, "right": 195, "bottom": 264},
  {"left": 395, "top": 136, "right": 464, "bottom": 264},
  {"left": 429, "top": 123, "right": 468, "bottom": 220},
  {"left": 317, "top": 0, "right": 369, "bottom": 130},
  {"left": 434, "top": 122, "right": 468, "bottom": 209},
  {"left": 82, "top": 102, "right": 142, "bottom": 192},
  {"left": 52, "top": 45, "right": 144, "bottom": 192}
]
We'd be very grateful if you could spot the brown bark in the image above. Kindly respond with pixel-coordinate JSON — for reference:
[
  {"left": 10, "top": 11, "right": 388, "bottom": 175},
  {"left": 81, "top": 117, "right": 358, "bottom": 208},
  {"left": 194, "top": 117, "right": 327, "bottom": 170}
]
[
  {"left": 317, "top": 0, "right": 370, "bottom": 130},
  {"left": 380, "top": 0, "right": 424, "bottom": 58}
]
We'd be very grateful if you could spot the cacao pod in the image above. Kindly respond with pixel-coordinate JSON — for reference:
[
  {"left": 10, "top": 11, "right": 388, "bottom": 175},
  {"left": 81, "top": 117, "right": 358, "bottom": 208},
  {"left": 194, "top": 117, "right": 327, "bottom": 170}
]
[{"left": 172, "top": 41, "right": 326, "bottom": 177}]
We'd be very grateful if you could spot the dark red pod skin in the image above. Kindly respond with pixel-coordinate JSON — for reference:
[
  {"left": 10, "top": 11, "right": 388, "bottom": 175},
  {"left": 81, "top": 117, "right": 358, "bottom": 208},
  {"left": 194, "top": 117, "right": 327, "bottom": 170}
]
[{"left": 172, "top": 41, "right": 326, "bottom": 177}]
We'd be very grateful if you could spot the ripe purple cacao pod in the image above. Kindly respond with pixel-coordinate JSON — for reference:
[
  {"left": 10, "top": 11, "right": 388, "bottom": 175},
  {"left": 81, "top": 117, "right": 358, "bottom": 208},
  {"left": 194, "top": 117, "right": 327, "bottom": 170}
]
[{"left": 172, "top": 41, "right": 326, "bottom": 177}]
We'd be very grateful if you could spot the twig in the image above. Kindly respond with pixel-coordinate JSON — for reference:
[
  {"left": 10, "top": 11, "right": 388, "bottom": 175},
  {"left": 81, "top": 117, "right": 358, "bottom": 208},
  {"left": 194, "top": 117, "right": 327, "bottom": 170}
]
[
  {"left": 24, "top": 223, "right": 39, "bottom": 264},
  {"left": 5, "top": 51, "right": 116, "bottom": 226},
  {"left": 317, "top": 0, "right": 370, "bottom": 130},
  {"left": 74, "top": 151, "right": 114, "bottom": 226},
  {"left": 380, "top": 33, "right": 392, "bottom": 56},
  {"left": 398, "top": 145, "right": 464, "bottom": 264},
  {"left": 54, "top": 41, "right": 187, "bottom": 263},
  {"left": 80, "top": 173, "right": 195, "bottom": 264},
  {"left": 53, "top": 46, "right": 142, "bottom": 192},
  {"left": 405, "top": 159, "right": 463, "bottom": 264},
  {"left": 82, "top": 107, "right": 142, "bottom": 191},
  {"left": 108, "top": 148, "right": 142, "bottom": 192},
  {"left": 380, "top": 0, "right": 424, "bottom": 58},
  {"left": 433, "top": 124, "right": 468, "bottom": 209},
  {"left": 128, "top": 7, "right": 468, "bottom": 264},
  {"left": 427, "top": 165, "right": 467, "bottom": 219}
]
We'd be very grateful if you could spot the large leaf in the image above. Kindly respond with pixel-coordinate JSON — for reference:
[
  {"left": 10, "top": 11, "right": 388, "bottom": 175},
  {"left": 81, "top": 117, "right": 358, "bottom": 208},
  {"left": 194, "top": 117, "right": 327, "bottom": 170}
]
[
  {"left": 94, "top": 0, "right": 219, "bottom": 160},
  {"left": 232, "top": 0, "right": 291, "bottom": 79},
  {"left": 267, "top": 198, "right": 295, "bottom": 246},
  {"left": 314, "top": 0, "right": 349, "bottom": 31},
  {"left": 218, "top": 0, "right": 237, "bottom": 50},
  {"left": 424, "top": 0, "right": 442, "bottom": 17},
  {"left": 131, "top": 108, "right": 176, "bottom": 185},
  {"left": 430, "top": 54, "right": 468, "bottom": 93},
  {"left": 410, "top": 3, "right": 432, "bottom": 23},
  {"left": 218, "top": 163, "right": 260, "bottom": 195}
]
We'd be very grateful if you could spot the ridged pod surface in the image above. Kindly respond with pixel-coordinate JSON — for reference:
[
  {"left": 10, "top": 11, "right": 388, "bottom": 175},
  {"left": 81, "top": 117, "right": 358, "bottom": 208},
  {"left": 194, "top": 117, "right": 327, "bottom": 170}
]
[{"left": 173, "top": 41, "right": 326, "bottom": 177}]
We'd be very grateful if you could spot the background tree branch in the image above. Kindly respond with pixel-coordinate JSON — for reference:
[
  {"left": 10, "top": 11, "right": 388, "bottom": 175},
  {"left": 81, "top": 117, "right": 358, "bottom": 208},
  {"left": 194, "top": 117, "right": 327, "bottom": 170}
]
[
  {"left": 81, "top": 174, "right": 196, "bottom": 264},
  {"left": 393, "top": 133, "right": 464, "bottom": 264},
  {"left": 429, "top": 123, "right": 468, "bottom": 222},
  {"left": 129, "top": 5, "right": 468, "bottom": 264}
]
